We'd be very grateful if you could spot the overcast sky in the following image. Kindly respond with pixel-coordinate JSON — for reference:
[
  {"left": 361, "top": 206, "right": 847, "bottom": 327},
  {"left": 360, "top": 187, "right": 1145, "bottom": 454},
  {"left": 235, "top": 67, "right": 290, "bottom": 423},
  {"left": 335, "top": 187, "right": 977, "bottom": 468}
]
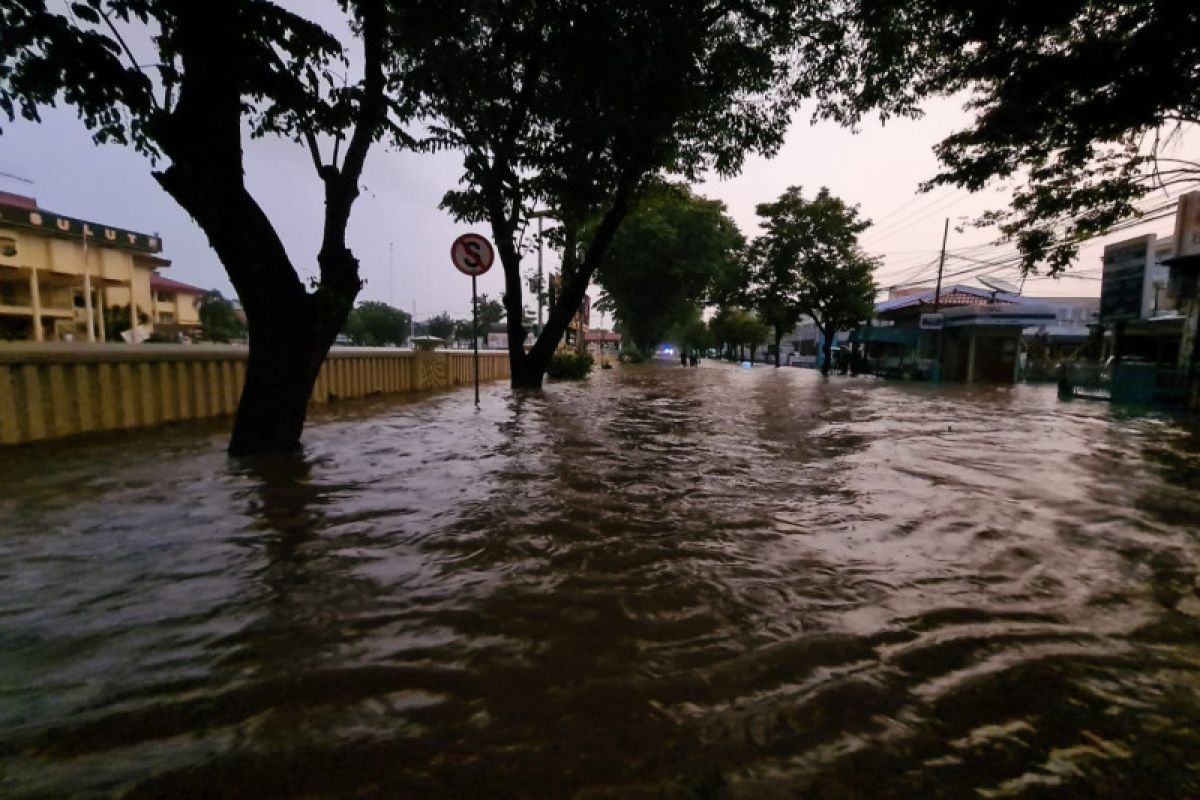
[{"left": 2, "top": 25, "right": 1196, "bottom": 320}]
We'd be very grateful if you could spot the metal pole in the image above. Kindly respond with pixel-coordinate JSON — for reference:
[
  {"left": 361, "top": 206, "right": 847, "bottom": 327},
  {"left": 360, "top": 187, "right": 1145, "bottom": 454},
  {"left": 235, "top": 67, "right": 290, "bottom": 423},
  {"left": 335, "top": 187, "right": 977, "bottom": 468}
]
[
  {"left": 472, "top": 274, "right": 480, "bottom": 405},
  {"left": 933, "top": 217, "right": 949, "bottom": 314},
  {"left": 932, "top": 217, "right": 949, "bottom": 381},
  {"left": 82, "top": 231, "right": 95, "bottom": 342},
  {"left": 536, "top": 215, "right": 544, "bottom": 335}
]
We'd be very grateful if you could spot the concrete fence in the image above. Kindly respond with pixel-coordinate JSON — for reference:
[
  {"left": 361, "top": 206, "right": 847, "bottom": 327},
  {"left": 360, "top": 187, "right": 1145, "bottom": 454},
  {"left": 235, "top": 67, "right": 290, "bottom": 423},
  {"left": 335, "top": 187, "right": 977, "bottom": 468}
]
[{"left": 0, "top": 344, "right": 511, "bottom": 446}]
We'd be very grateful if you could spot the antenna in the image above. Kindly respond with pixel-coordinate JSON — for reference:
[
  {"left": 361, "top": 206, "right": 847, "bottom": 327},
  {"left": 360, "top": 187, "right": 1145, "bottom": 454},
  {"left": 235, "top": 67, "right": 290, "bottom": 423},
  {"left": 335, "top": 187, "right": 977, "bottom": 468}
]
[
  {"left": 979, "top": 275, "right": 1021, "bottom": 296},
  {"left": 0, "top": 170, "right": 35, "bottom": 185}
]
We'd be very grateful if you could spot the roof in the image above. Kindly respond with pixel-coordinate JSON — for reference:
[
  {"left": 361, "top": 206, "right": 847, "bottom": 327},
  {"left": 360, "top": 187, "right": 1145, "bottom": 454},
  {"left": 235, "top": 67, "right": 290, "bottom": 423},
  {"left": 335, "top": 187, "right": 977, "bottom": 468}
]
[
  {"left": 150, "top": 274, "right": 206, "bottom": 295},
  {"left": 876, "top": 283, "right": 1037, "bottom": 314}
]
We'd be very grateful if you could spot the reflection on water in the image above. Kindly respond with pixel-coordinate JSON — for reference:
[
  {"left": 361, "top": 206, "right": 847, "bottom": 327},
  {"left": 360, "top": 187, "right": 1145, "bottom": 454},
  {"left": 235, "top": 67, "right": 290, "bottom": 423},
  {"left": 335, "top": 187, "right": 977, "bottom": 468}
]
[{"left": 2, "top": 363, "right": 1200, "bottom": 797}]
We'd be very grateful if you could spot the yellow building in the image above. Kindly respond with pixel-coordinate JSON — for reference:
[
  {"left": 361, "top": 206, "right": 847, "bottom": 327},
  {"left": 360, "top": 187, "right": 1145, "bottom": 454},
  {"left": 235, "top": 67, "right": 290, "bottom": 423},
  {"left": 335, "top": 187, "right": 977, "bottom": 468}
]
[{"left": 0, "top": 191, "right": 198, "bottom": 342}]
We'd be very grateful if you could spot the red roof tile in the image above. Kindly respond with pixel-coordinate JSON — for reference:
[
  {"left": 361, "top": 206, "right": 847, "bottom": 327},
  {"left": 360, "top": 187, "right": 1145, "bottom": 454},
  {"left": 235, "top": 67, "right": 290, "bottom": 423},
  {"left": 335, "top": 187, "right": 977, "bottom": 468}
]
[{"left": 150, "top": 274, "right": 206, "bottom": 295}]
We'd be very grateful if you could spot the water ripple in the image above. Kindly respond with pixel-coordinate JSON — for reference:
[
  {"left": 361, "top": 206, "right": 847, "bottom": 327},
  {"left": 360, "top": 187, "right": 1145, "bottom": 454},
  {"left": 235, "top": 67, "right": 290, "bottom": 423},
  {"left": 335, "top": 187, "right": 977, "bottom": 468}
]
[{"left": 1, "top": 362, "right": 1199, "bottom": 797}]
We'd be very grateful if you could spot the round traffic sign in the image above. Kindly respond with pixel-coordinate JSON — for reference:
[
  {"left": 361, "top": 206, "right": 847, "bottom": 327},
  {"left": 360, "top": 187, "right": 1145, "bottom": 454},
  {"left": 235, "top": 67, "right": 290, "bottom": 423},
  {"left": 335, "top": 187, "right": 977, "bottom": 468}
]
[{"left": 450, "top": 233, "right": 495, "bottom": 276}]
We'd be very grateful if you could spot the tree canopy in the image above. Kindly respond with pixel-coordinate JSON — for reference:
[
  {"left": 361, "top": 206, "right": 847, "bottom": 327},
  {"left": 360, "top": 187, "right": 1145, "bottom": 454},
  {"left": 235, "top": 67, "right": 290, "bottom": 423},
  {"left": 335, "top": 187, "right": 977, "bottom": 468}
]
[
  {"left": 393, "top": 0, "right": 902, "bottom": 387},
  {"left": 424, "top": 312, "right": 456, "bottom": 342},
  {"left": 709, "top": 306, "right": 770, "bottom": 362},
  {"left": 1, "top": 0, "right": 410, "bottom": 453},
  {"left": 195, "top": 290, "right": 246, "bottom": 343},
  {"left": 847, "top": 1, "right": 1200, "bottom": 272},
  {"left": 594, "top": 182, "right": 743, "bottom": 354},
  {"left": 344, "top": 301, "right": 411, "bottom": 346},
  {"left": 750, "top": 186, "right": 876, "bottom": 374}
]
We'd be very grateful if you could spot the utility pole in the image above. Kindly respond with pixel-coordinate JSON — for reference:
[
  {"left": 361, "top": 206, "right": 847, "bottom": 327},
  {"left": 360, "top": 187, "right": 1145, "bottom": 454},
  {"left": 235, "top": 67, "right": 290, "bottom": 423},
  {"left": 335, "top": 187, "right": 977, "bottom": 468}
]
[
  {"left": 933, "top": 217, "right": 949, "bottom": 314},
  {"left": 536, "top": 214, "right": 544, "bottom": 335},
  {"left": 932, "top": 217, "right": 949, "bottom": 382}
]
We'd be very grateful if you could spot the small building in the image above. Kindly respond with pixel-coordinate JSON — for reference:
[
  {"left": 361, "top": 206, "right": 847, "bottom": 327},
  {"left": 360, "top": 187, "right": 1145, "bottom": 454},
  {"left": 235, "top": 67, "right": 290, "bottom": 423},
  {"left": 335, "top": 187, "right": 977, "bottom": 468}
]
[
  {"left": 0, "top": 192, "right": 187, "bottom": 342},
  {"left": 852, "top": 284, "right": 1056, "bottom": 383},
  {"left": 1021, "top": 296, "right": 1100, "bottom": 379},
  {"left": 584, "top": 329, "right": 621, "bottom": 357},
  {"left": 548, "top": 272, "right": 591, "bottom": 352}
]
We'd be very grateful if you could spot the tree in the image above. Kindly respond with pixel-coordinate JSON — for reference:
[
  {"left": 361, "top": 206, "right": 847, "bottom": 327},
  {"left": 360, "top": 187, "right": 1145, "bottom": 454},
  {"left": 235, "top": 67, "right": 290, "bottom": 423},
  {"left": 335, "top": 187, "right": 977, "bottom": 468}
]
[
  {"left": 752, "top": 187, "right": 877, "bottom": 375},
  {"left": 452, "top": 318, "right": 475, "bottom": 346},
  {"left": 594, "top": 182, "right": 744, "bottom": 354},
  {"left": 1, "top": 1, "right": 409, "bottom": 454},
  {"left": 102, "top": 303, "right": 148, "bottom": 342},
  {"left": 395, "top": 0, "right": 876, "bottom": 389},
  {"left": 674, "top": 312, "right": 715, "bottom": 355},
  {"left": 709, "top": 306, "right": 769, "bottom": 362},
  {"left": 195, "top": 290, "right": 246, "bottom": 343},
  {"left": 747, "top": 242, "right": 802, "bottom": 368},
  {"left": 475, "top": 293, "right": 505, "bottom": 329},
  {"left": 343, "top": 301, "right": 411, "bottom": 346},
  {"left": 424, "top": 312, "right": 456, "bottom": 342},
  {"left": 840, "top": 2, "right": 1200, "bottom": 272}
]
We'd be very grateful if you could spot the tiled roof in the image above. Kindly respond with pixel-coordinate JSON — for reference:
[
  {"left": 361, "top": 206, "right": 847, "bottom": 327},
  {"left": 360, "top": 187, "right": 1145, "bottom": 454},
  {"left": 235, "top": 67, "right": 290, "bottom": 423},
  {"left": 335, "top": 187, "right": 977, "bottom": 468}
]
[
  {"left": 876, "top": 283, "right": 1028, "bottom": 313},
  {"left": 150, "top": 274, "right": 206, "bottom": 295}
]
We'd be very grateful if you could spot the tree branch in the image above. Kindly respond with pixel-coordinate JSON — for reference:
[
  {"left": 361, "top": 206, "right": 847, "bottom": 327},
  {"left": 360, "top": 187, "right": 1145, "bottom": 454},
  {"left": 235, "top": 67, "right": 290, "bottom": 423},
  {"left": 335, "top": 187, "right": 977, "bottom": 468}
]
[{"left": 96, "top": 5, "right": 159, "bottom": 111}]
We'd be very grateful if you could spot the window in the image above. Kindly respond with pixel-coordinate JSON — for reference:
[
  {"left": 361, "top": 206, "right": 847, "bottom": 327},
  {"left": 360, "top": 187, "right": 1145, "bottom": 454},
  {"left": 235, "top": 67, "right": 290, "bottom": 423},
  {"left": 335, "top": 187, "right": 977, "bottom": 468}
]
[{"left": 0, "top": 236, "right": 16, "bottom": 257}]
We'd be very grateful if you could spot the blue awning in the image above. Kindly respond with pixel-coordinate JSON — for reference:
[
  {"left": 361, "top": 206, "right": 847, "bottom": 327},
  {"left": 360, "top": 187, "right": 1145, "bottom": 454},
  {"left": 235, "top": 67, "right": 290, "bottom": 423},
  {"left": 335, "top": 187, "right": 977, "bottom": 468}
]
[{"left": 849, "top": 327, "right": 920, "bottom": 346}]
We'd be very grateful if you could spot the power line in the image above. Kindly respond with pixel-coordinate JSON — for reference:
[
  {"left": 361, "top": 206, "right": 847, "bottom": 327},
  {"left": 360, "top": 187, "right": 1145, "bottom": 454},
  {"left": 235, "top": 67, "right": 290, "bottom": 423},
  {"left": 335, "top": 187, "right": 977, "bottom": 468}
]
[
  {"left": 861, "top": 187, "right": 969, "bottom": 245},
  {"left": 865, "top": 185, "right": 960, "bottom": 230}
]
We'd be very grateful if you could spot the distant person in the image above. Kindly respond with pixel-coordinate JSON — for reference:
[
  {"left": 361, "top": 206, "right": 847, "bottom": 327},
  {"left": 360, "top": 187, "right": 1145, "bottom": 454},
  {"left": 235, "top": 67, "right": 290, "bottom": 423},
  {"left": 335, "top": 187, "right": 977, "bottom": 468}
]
[
  {"left": 680, "top": 349, "right": 688, "bottom": 367},
  {"left": 690, "top": 351, "right": 698, "bottom": 367}
]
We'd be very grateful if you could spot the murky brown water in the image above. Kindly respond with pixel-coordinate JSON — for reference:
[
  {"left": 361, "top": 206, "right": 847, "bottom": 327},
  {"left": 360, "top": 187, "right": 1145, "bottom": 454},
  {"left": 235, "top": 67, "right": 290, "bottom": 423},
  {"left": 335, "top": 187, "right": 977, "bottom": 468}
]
[{"left": 2, "top": 361, "right": 1200, "bottom": 798}]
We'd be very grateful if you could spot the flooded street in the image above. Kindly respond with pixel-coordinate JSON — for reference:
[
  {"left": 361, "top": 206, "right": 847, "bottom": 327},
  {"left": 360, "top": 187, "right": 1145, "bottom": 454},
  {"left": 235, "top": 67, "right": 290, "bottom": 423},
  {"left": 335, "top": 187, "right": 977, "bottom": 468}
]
[{"left": 2, "top": 361, "right": 1200, "bottom": 798}]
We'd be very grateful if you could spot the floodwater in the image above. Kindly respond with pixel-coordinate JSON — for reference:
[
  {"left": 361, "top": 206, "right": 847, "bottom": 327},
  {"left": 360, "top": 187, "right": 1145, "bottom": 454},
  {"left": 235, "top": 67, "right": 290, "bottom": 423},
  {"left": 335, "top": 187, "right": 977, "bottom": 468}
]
[{"left": 2, "top": 361, "right": 1200, "bottom": 798}]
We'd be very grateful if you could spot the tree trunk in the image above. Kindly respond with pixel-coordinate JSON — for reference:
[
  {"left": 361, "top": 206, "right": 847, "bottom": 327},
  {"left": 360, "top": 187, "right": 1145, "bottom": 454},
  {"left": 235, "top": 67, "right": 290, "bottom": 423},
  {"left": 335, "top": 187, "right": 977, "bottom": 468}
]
[
  {"left": 230, "top": 298, "right": 321, "bottom": 454},
  {"left": 773, "top": 327, "right": 783, "bottom": 368},
  {"left": 821, "top": 329, "right": 833, "bottom": 376},
  {"left": 145, "top": 0, "right": 378, "bottom": 454}
]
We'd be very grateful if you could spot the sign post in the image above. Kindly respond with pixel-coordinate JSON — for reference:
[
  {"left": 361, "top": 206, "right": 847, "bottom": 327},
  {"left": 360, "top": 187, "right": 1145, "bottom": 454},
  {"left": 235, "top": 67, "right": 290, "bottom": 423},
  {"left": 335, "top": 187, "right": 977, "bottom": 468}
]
[{"left": 450, "top": 233, "right": 495, "bottom": 405}]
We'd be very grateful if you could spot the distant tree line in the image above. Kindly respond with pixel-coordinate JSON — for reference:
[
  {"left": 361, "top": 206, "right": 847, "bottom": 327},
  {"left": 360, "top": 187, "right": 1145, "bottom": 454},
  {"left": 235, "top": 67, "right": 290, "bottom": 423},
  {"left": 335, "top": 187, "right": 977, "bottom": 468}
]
[
  {"left": 593, "top": 181, "right": 877, "bottom": 374},
  {"left": 338, "top": 294, "right": 505, "bottom": 347}
]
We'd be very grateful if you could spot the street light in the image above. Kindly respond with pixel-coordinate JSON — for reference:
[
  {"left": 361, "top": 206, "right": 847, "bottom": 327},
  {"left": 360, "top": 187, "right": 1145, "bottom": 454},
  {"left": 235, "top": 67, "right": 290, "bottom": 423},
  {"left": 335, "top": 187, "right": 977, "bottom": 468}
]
[{"left": 529, "top": 209, "right": 554, "bottom": 335}]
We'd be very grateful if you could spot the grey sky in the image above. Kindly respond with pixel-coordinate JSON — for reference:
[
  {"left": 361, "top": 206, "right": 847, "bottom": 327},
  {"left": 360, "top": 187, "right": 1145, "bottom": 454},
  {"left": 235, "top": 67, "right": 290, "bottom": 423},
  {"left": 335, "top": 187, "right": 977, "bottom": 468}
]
[{"left": 2, "top": 19, "right": 1196, "bottom": 318}]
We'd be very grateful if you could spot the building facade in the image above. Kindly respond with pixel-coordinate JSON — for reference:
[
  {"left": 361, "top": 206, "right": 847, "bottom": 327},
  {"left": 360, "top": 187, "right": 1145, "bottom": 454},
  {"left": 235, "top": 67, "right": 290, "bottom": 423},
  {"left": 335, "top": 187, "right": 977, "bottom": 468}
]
[
  {"left": 0, "top": 192, "right": 197, "bottom": 342},
  {"left": 852, "top": 284, "right": 1056, "bottom": 383}
]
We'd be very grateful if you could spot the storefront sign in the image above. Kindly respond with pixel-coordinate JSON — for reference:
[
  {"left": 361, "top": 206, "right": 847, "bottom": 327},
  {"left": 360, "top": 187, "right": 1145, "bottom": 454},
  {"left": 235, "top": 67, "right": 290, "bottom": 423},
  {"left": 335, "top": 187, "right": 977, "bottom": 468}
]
[
  {"left": 1100, "top": 235, "right": 1153, "bottom": 323},
  {"left": 0, "top": 201, "right": 162, "bottom": 253},
  {"left": 1174, "top": 191, "right": 1200, "bottom": 260}
]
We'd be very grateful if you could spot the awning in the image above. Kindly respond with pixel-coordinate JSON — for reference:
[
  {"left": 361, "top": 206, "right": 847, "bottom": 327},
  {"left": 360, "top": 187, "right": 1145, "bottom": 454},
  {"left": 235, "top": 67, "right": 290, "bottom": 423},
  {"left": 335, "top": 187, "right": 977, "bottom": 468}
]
[{"left": 848, "top": 326, "right": 920, "bottom": 346}]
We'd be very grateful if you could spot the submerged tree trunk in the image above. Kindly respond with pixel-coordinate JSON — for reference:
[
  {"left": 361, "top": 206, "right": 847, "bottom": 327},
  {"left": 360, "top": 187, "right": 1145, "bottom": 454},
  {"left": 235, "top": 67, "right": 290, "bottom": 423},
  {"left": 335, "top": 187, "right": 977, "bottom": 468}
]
[
  {"left": 485, "top": 175, "right": 638, "bottom": 389},
  {"left": 820, "top": 328, "right": 833, "bottom": 376},
  {"left": 232, "top": 298, "right": 322, "bottom": 454},
  {"left": 773, "top": 327, "right": 783, "bottom": 368},
  {"left": 150, "top": 0, "right": 380, "bottom": 454}
]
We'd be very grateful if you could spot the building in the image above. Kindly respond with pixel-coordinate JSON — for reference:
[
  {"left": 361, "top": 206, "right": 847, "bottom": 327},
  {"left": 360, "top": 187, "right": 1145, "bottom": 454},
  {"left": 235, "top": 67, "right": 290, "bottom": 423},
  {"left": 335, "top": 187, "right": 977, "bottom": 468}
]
[
  {"left": 547, "top": 272, "right": 591, "bottom": 352},
  {"left": 584, "top": 329, "right": 621, "bottom": 357},
  {"left": 851, "top": 284, "right": 1056, "bottom": 383},
  {"left": 1021, "top": 297, "right": 1100, "bottom": 379},
  {"left": 0, "top": 191, "right": 208, "bottom": 343}
]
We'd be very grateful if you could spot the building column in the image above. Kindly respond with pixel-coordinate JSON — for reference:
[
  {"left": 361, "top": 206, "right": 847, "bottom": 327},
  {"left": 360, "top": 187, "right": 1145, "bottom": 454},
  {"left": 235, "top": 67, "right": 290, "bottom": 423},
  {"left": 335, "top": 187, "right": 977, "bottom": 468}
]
[
  {"left": 129, "top": 277, "right": 139, "bottom": 332},
  {"left": 97, "top": 282, "right": 107, "bottom": 343},
  {"left": 966, "top": 333, "right": 977, "bottom": 384},
  {"left": 29, "top": 265, "right": 43, "bottom": 342},
  {"left": 82, "top": 248, "right": 96, "bottom": 343}
]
